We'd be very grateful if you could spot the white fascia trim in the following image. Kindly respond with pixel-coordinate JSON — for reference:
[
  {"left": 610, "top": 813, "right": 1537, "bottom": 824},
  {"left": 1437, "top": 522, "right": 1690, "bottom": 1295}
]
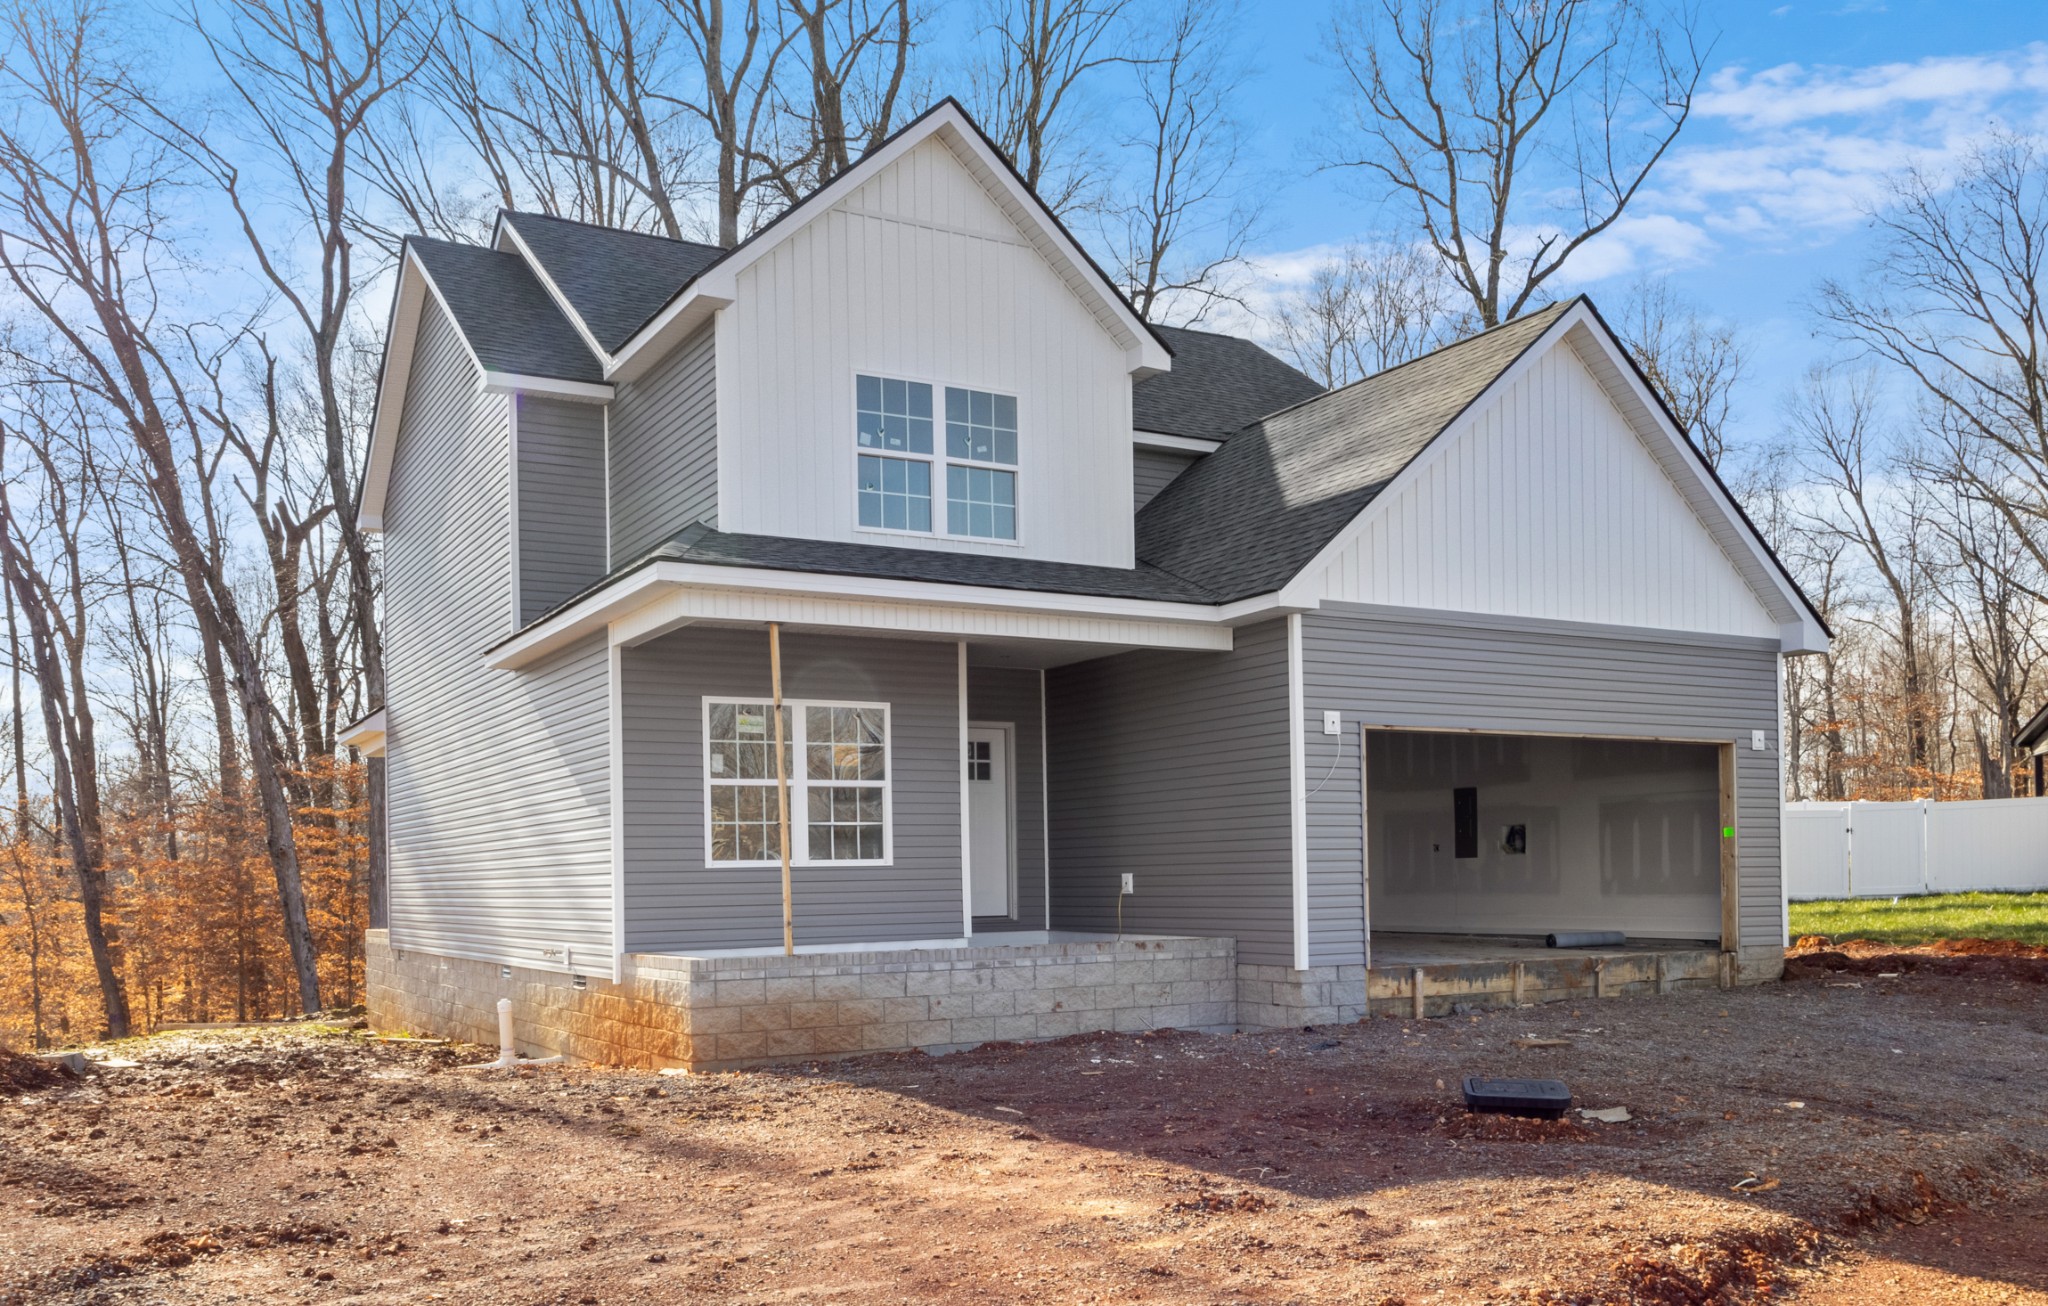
[
  {"left": 337, "top": 708, "right": 387, "bottom": 757},
  {"left": 1133, "top": 430, "right": 1221, "bottom": 454},
  {"left": 361, "top": 248, "right": 484, "bottom": 533},
  {"left": 487, "top": 564, "right": 1236, "bottom": 671},
  {"left": 480, "top": 371, "right": 615, "bottom": 403},
  {"left": 606, "top": 102, "right": 1170, "bottom": 382},
  {"left": 496, "top": 217, "right": 615, "bottom": 369},
  {"left": 490, "top": 560, "right": 1238, "bottom": 668},
  {"left": 1286, "top": 612, "right": 1309, "bottom": 972}
]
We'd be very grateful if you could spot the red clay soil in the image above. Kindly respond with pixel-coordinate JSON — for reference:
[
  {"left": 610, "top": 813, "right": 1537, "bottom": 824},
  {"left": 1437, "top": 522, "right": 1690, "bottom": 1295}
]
[
  {"left": 3, "top": 962, "right": 2046, "bottom": 1305},
  {"left": 1785, "top": 935, "right": 2048, "bottom": 984}
]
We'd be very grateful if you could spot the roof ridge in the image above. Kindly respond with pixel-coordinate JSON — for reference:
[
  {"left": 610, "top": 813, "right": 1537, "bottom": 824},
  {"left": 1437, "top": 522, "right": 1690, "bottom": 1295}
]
[
  {"left": 1241, "top": 297, "right": 1577, "bottom": 431},
  {"left": 502, "top": 208, "right": 726, "bottom": 255}
]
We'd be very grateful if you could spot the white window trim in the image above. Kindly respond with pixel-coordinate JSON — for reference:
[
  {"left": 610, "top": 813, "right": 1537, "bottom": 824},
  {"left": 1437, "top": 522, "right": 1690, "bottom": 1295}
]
[
  {"left": 701, "top": 695, "right": 894, "bottom": 868},
  {"left": 851, "top": 370, "right": 1024, "bottom": 548}
]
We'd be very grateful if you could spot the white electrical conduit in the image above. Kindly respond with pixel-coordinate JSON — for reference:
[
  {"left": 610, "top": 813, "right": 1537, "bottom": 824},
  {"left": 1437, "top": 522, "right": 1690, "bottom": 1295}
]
[{"left": 460, "top": 997, "right": 565, "bottom": 1071}]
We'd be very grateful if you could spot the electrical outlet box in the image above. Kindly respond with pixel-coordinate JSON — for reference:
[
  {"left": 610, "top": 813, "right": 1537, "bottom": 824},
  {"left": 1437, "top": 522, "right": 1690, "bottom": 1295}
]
[
  {"left": 1751, "top": 729, "right": 1767, "bottom": 752},
  {"left": 1323, "top": 710, "right": 1341, "bottom": 736},
  {"left": 1120, "top": 873, "right": 1135, "bottom": 895}
]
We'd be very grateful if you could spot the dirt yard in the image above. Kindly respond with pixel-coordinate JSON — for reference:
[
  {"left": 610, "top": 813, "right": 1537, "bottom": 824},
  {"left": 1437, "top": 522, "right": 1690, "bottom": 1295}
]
[{"left": 4, "top": 944, "right": 2046, "bottom": 1305}]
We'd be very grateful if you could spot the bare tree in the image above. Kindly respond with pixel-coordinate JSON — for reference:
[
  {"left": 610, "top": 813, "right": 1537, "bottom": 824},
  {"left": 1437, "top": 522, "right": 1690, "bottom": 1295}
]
[
  {"left": 1816, "top": 132, "right": 2048, "bottom": 606},
  {"left": 968, "top": 0, "right": 1132, "bottom": 216},
  {"left": 1791, "top": 366, "right": 1934, "bottom": 775},
  {"left": 1105, "top": 0, "right": 1255, "bottom": 324},
  {"left": 1329, "top": 0, "right": 1705, "bottom": 328},
  {"left": 1614, "top": 277, "right": 1745, "bottom": 468},
  {"left": 664, "top": 0, "right": 798, "bottom": 244},
  {"left": 775, "top": 0, "right": 914, "bottom": 195},
  {"left": 0, "top": 0, "right": 324, "bottom": 1012},
  {"left": 1270, "top": 242, "right": 1456, "bottom": 386},
  {"left": 0, "top": 420, "right": 131, "bottom": 1038}
]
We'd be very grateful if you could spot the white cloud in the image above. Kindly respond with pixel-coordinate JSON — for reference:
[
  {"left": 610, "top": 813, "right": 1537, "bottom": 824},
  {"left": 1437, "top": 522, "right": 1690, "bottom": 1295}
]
[{"left": 1696, "top": 45, "right": 2048, "bottom": 129}]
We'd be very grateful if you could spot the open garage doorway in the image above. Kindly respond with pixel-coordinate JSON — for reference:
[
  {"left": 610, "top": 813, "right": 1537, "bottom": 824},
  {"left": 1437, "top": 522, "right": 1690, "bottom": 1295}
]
[{"left": 1365, "top": 730, "right": 1730, "bottom": 952}]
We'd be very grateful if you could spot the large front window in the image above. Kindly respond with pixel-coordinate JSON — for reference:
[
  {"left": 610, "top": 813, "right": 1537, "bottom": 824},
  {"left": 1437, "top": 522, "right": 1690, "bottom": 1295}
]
[
  {"left": 855, "top": 373, "right": 1017, "bottom": 541},
  {"left": 705, "top": 698, "right": 889, "bottom": 865}
]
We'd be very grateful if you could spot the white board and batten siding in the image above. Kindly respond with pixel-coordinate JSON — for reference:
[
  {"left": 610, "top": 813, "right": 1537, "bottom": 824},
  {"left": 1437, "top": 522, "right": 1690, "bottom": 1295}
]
[
  {"left": 383, "top": 299, "right": 614, "bottom": 973},
  {"left": 1784, "top": 798, "right": 2048, "bottom": 899},
  {"left": 715, "top": 135, "right": 1137, "bottom": 568},
  {"left": 1304, "top": 339, "right": 1781, "bottom": 641}
]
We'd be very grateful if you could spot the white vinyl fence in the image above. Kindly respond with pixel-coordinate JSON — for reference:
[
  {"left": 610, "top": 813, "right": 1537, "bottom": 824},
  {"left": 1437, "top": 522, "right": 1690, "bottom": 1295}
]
[{"left": 1784, "top": 798, "right": 2048, "bottom": 900}]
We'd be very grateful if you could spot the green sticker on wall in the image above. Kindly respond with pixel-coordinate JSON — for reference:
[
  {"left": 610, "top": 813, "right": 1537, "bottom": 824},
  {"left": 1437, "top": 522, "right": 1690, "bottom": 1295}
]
[{"left": 1722, "top": 826, "right": 1735, "bottom": 838}]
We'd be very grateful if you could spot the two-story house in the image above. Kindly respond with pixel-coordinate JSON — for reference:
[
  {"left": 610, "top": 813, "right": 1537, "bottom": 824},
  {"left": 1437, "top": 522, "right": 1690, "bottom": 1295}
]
[{"left": 346, "top": 100, "right": 1827, "bottom": 1069}]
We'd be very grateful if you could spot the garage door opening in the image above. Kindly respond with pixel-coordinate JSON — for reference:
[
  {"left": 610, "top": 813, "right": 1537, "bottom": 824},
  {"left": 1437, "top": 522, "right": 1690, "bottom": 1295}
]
[{"left": 1366, "top": 729, "right": 1728, "bottom": 953}]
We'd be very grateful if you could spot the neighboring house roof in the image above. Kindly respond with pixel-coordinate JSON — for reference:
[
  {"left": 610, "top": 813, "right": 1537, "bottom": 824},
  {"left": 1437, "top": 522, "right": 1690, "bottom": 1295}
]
[
  {"left": 498, "top": 211, "right": 725, "bottom": 356},
  {"left": 1133, "top": 326, "right": 1324, "bottom": 443},
  {"left": 564, "top": 522, "right": 1222, "bottom": 612},
  {"left": 1135, "top": 303, "right": 1573, "bottom": 603},
  {"left": 2018, "top": 701, "right": 2048, "bottom": 751},
  {"left": 408, "top": 238, "right": 604, "bottom": 383}
]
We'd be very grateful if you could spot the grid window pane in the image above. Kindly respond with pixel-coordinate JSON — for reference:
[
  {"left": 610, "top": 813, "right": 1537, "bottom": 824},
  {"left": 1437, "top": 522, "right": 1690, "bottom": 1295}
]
[
  {"left": 708, "top": 701, "right": 788, "bottom": 862},
  {"left": 946, "top": 464, "right": 1017, "bottom": 539},
  {"left": 857, "top": 374, "right": 933, "bottom": 454},
  {"left": 858, "top": 455, "right": 931, "bottom": 531},
  {"left": 944, "top": 386, "right": 1017, "bottom": 465}
]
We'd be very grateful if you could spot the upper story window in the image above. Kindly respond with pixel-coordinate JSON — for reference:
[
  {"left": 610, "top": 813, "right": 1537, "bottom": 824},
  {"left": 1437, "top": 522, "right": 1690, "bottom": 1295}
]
[{"left": 856, "top": 373, "right": 1018, "bottom": 542}]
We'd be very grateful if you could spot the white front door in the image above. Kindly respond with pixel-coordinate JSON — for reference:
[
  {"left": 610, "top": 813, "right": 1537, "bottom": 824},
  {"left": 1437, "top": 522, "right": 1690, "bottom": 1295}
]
[{"left": 968, "top": 727, "right": 1012, "bottom": 918}]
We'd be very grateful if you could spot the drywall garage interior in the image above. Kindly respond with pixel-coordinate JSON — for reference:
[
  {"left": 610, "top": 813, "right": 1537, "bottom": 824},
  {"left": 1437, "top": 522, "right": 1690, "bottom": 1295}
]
[{"left": 1367, "top": 730, "right": 1723, "bottom": 941}]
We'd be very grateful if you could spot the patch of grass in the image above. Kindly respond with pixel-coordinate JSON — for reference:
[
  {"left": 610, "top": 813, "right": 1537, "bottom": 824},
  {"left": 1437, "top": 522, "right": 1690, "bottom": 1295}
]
[{"left": 1789, "top": 891, "right": 2048, "bottom": 948}]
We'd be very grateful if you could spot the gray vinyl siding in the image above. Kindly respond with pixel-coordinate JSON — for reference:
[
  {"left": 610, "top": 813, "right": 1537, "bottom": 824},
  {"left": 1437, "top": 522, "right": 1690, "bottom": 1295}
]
[
  {"left": 1047, "top": 619, "right": 1294, "bottom": 965},
  {"left": 1300, "top": 603, "right": 1784, "bottom": 965},
  {"left": 608, "top": 322, "right": 716, "bottom": 562},
  {"left": 516, "top": 395, "right": 607, "bottom": 622},
  {"left": 1133, "top": 448, "right": 1199, "bottom": 510},
  {"left": 968, "top": 667, "right": 1047, "bottom": 930},
  {"left": 620, "top": 628, "right": 962, "bottom": 952},
  {"left": 382, "top": 299, "right": 613, "bottom": 971}
]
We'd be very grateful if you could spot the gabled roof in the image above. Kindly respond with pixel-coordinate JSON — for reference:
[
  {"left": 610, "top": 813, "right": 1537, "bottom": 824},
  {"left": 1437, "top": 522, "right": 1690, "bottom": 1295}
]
[
  {"left": 409, "top": 238, "right": 603, "bottom": 383},
  {"left": 600, "top": 98, "right": 1174, "bottom": 381},
  {"left": 2018, "top": 700, "right": 2048, "bottom": 751},
  {"left": 497, "top": 211, "right": 724, "bottom": 356},
  {"left": 1136, "top": 303, "right": 1572, "bottom": 603},
  {"left": 1134, "top": 326, "right": 1323, "bottom": 443}
]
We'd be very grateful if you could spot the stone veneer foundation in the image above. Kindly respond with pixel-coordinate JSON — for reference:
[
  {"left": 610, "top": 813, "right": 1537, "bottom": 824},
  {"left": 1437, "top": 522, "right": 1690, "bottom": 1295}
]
[
  {"left": 367, "top": 931, "right": 1772, "bottom": 1070},
  {"left": 366, "top": 929, "right": 1239, "bottom": 1070}
]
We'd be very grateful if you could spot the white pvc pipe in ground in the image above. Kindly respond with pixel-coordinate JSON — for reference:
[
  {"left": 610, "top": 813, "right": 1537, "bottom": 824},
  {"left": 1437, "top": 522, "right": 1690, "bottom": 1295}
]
[{"left": 496, "top": 998, "right": 516, "bottom": 1067}]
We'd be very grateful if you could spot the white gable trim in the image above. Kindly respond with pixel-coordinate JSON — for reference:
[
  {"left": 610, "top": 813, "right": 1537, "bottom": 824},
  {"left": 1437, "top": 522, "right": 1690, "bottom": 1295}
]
[
  {"left": 1133, "top": 431, "right": 1221, "bottom": 454},
  {"left": 1273, "top": 301, "right": 1828, "bottom": 654},
  {"left": 606, "top": 100, "right": 1172, "bottom": 384},
  {"left": 360, "top": 247, "right": 484, "bottom": 532}
]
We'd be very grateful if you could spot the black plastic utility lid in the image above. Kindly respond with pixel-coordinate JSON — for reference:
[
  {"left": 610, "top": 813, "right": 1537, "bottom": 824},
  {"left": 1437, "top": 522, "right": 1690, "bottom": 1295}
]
[{"left": 1461, "top": 1075, "right": 1572, "bottom": 1118}]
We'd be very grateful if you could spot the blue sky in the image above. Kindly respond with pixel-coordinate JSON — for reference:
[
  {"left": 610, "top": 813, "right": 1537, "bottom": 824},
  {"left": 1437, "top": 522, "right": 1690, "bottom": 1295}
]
[{"left": 1174, "top": 1, "right": 2048, "bottom": 449}]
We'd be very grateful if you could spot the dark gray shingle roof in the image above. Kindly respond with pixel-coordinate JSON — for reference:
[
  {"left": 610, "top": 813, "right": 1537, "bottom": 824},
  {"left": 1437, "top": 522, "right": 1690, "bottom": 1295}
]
[
  {"left": 501, "top": 211, "right": 725, "bottom": 355},
  {"left": 590, "top": 522, "right": 1222, "bottom": 608},
  {"left": 1134, "top": 326, "right": 1325, "bottom": 442},
  {"left": 1135, "top": 302, "right": 1573, "bottom": 603},
  {"left": 409, "top": 237, "right": 603, "bottom": 382}
]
